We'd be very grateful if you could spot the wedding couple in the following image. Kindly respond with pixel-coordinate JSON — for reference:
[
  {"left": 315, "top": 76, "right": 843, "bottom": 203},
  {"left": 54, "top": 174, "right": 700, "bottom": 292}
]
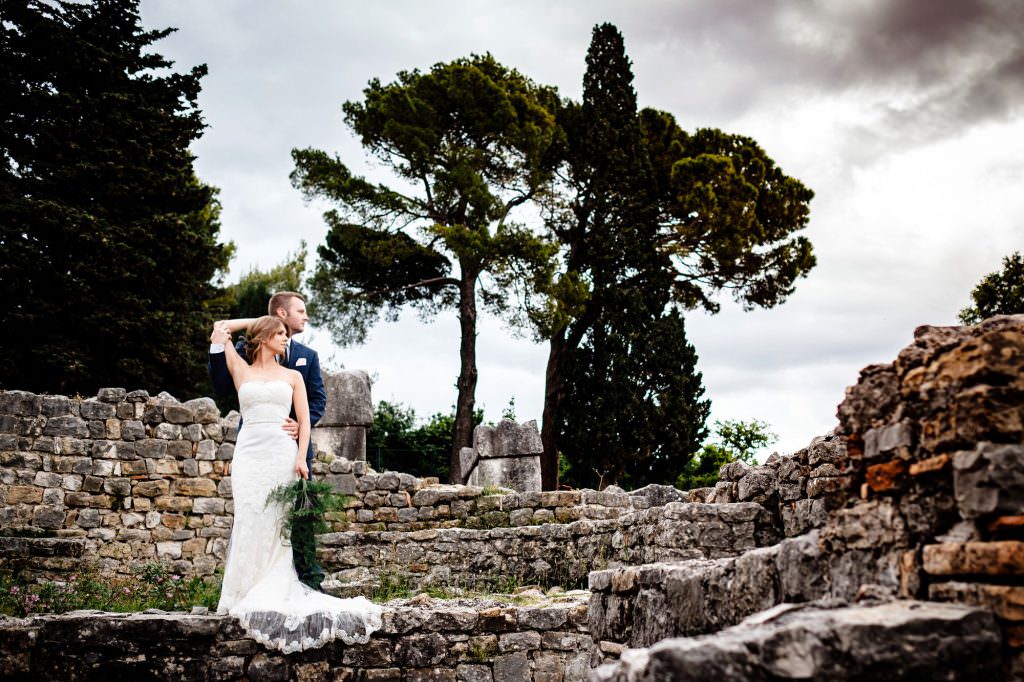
[{"left": 208, "top": 292, "right": 381, "bottom": 653}]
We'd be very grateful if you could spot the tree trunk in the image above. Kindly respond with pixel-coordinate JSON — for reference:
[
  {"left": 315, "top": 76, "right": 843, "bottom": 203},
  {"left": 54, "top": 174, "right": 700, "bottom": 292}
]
[
  {"left": 450, "top": 269, "right": 479, "bottom": 482},
  {"left": 540, "top": 333, "right": 566, "bottom": 490}
]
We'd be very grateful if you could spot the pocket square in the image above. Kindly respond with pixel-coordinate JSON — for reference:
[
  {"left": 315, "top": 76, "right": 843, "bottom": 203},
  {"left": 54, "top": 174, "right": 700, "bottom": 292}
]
[{"left": 295, "top": 357, "right": 307, "bottom": 367}]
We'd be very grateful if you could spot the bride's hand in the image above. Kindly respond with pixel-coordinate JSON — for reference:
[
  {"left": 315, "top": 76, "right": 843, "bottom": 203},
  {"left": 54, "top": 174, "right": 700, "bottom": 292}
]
[
  {"left": 210, "top": 321, "right": 232, "bottom": 345},
  {"left": 294, "top": 458, "right": 309, "bottom": 480}
]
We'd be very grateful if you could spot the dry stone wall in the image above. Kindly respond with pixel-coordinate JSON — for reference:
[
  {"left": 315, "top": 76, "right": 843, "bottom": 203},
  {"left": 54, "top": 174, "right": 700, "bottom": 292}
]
[
  {"left": 0, "top": 388, "right": 691, "bottom": 581},
  {"left": 0, "top": 595, "right": 593, "bottom": 682},
  {"left": 591, "top": 316, "right": 1024, "bottom": 679},
  {"left": 320, "top": 502, "right": 777, "bottom": 595}
]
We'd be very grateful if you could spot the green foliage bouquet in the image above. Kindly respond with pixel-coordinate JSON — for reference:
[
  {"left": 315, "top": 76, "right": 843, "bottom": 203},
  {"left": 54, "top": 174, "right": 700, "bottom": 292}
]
[
  {"left": 265, "top": 479, "right": 347, "bottom": 540},
  {"left": 266, "top": 479, "right": 349, "bottom": 589}
]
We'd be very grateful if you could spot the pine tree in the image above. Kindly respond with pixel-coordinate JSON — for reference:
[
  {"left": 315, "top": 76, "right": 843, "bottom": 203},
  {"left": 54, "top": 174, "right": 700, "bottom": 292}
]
[
  {"left": 0, "top": 0, "right": 230, "bottom": 397},
  {"left": 292, "top": 55, "right": 560, "bottom": 481}
]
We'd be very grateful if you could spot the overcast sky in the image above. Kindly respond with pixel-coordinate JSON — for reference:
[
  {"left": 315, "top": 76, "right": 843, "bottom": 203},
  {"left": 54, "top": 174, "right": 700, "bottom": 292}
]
[{"left": 140, "top": 0, "right": 1024, "bottom": 459}]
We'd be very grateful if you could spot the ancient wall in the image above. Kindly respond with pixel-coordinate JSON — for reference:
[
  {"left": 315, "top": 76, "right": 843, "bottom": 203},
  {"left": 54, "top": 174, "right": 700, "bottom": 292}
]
[
  {"left": 320, "top": 501, "right": 777, "bottom": 595},
  {"left": 590, "top": 316, "right": 1024, "bottom": 679},
  {"left": 0, "top": 595, "right": 593, "bottom": 682}
]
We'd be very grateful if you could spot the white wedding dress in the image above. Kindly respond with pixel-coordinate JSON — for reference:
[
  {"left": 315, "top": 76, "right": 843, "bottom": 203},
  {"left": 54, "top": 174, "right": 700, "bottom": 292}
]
[{"left": 216, "top": 380, "right": 382, "bottom": 653}]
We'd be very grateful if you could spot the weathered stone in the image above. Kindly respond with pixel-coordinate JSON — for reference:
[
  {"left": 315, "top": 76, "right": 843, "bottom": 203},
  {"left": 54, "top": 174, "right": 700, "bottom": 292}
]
[
  {"left": 929, "top": 581, "right": 1024, "bottom": 621},
  {"left": 134, "top": 480, "right": 170, "bottom": 498},
  {"left": 592, "top": 601, "right": 1002, "bottom": 682},
  {"left": 492, "top": 651, "right": 530, "bottom": 682},
  {"left": 922, "top": 541, "right": 1024, "bottom": 577},
  {"left": 163, "top": 403, "right": 196, "bottom": 424},
  {"left": 837, "top": 363, "right": 901, "bottom": 435},
  {"left": 172, "top": 478, "right": 218, "bottom": 497},
  {"left": 909, "top": 453, "right": 950, "bottom": 476},
  {"left": 865, "top": 459, "right": 908, "bottom": 492},
  {"left": 42, "top": 416, "right": 88, "bottom": 438},
  {"left": 863, "top": 421, "right": 913, "bottom": 459},
  {"left": 79, "top": 400, "right": 116, "bottom": 420},
  {"left": 4, "top": 485, "right": 43, "bottom": 504},
  {"left": 0, "top": 390, "right": 41, "bottom": 416},
  {"left": 319, "top": 370, "right": 373, "bottom": 426},
  {"left": 953, "top": 441, "right": 1024, "bottom": 519}
]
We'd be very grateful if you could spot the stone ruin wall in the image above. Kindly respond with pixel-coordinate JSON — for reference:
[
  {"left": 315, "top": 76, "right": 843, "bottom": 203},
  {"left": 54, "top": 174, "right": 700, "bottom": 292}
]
[
  {"left": 1, "top": 316, "right": 1023, "bottom": 680},
  {"left": 591, "top": 316, "right": 1024, "bottom": 680},
  {"left": 0, "top": 384, "right": 836, "bottom": 587}
]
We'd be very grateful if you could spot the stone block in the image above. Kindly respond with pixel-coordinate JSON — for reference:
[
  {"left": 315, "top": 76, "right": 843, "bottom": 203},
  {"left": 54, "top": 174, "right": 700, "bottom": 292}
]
[
  {"left": 4, "top": 485, "right": 43, "bottom": 504},
  {"left": 173, "top": 478, "right": 218, "bottom": 497},
  {"left": 492, "top": 652, "right": 530, "bottom": 682},
  {"left": 592, "top": 601, "right": 1003, "bottom": 681},
  {"left": 865, "top": 459, "right": 908, "bottom": 492},
  {"left": 909, "top": 454, "right": 950, "bottom": 476},
  {"left": 473, "top": 420, "right": 543, "bottom": 459},
  {"left": 79, "top": 400, "right": 115, "bottom": 420},
  {"left": 953, "top": 442, "right": 1024, "bottom": 520},
  {"left": 863, "top": 421, "right": 913, "bottom": 459},
  {"left": 929, "top": 581, "right": 1024, "bottom": 621},
  {"left": 42, "top": 415, "right": 88, "bottom": 438},
  {"left": 39, "top": 395, "right": 72, "bottom": 417},
  {"left": 0, "top": 390, "right": 41, "bottom": 416},
  {"left": 320, "top": 370, "right": 373, "bottom": 426},
  {"left": 163, "top": 403, "right": 196, "bottom": 424},
  {"left": 134, "top": 480, "right": 170, "bottom": 497},
  {"left": 312, "top": 425, "right": 366, "bottom": 461},
  {"left": 922, "top": 541, "right": 1024, "bottom": 576},
  {"left": 468, "top": 455, "right": 541, "bottom": 493},
  {"left": 155, "top": 496, "right": 194, "bottom": 512},
  {"left": 184, "top": 397, "right": 221, "bottom": 424}
]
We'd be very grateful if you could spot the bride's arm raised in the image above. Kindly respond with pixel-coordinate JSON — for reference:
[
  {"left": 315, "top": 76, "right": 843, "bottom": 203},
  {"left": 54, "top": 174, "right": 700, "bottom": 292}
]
[
  {"left": 218, "top": 318, "right": 257, "bottom": 334},
  {"left": 290, "top": 372, "right": 312, "bottom": 479},
  {"left": 210, "top": 322, "right": 248, "bottom": 388}
]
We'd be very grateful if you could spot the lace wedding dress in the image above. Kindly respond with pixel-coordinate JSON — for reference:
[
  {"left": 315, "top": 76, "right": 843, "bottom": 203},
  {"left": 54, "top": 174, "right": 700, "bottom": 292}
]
[{"left": 217, "top": 380, "right": 382, "bottom": 653}]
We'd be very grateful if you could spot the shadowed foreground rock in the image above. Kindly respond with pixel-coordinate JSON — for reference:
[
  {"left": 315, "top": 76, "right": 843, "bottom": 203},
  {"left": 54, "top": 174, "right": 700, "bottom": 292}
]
[{"left": 591, "top": 600, "right": 1004, "bottom": 681}]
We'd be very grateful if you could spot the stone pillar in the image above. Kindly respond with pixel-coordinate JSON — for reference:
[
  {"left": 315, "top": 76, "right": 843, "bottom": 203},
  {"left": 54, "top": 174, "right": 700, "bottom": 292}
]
[
  {"left": 465, "top": 419, "right": 542, "bottom": 492},
  {"left": 311, "top": 370, "right": 372, "bottom": 461}
]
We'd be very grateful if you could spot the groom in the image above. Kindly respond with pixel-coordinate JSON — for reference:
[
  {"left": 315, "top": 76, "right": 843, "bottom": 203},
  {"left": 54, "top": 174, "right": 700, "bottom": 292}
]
[{"left": 209, "top": 291, "right": 328, "bottom": 589}]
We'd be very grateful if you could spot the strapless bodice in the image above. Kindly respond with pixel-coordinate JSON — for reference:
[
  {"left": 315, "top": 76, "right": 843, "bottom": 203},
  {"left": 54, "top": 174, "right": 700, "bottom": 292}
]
[{"left": 238, "top": 380, "right": 291, "bottom": 424}]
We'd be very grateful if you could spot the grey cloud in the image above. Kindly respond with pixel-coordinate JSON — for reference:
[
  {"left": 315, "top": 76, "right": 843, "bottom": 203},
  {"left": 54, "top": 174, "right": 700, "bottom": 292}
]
[{"left": 609, "top": 0, "right": 1024, "bottom": 146}]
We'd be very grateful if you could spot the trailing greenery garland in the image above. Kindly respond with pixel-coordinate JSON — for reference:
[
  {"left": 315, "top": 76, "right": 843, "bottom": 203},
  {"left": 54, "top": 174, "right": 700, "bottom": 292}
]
[
  {"left": 265, "top": 479, "right": 350, "bottom": 590},
  {"left": 265, "top": 479, "right": 347, "bottom": 539}
]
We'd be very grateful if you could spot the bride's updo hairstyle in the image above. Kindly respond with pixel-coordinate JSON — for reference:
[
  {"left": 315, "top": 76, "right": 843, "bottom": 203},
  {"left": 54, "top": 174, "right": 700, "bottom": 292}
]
[{"left": 243, "top": 316, "right": 286, "bottom": 362}]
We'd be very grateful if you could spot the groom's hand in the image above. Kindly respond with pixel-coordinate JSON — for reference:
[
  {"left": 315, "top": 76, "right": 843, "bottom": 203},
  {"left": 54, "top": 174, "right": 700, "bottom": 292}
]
[{"left": 281, "top": 417, "right": 299, "bottom": 440}]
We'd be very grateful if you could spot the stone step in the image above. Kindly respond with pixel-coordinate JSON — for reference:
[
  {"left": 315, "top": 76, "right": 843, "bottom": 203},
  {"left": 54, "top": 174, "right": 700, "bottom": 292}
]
[
  {"left": 0, "top": 595, "right": 594, "bottom": 681},
  {"left": 0, "top": 534, "right": 88, "bottom": 578},
  {"left": 590, "top": 600, "right": 1005, "bottom": 681},
  {"left": 588, "top": 531, "right": 828, "bottom": 648},
  {"left": 319, "top": 502, "right": 779, "bottom": 594}
]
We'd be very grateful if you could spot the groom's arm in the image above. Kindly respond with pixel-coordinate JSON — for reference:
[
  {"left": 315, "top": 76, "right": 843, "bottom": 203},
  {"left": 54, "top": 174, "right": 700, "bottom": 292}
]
[
  {"left": 208, "top": 340, "right": 245, "bottom": 397},
  {"left": 306, "top": 351, "right": 327, "bottom": 426}
]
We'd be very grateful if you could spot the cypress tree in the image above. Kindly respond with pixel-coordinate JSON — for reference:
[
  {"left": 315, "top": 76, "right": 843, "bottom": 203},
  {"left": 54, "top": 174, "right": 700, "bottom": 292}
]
[{"left": 551, "top": 24, "right": 710, "bottom": 489}]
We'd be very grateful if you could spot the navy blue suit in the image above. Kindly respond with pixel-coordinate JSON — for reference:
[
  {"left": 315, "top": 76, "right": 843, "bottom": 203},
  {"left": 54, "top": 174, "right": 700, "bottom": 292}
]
[{"left": 208, "top": 338, "right": 327, "bottom": 475}]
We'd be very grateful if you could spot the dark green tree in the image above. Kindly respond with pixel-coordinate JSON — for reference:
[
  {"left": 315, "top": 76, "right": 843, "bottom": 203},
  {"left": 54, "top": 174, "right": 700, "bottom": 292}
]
[
  {"left": 366, "top": 400, "right": 483, "bottom": 480},
  {"left": 537, "top": 24, "right": 815, "bottom": 488},
  {"left": 0, "top": 0, "right": 230, "bottom": 397},
  {"left": 958, "top": 252, "right": 1024, "bottom": 324},
  {"left": 291, "top": 55, "right": 560, "bottom": 482},
  {"left": 546, "top": 24, "right": 709, "bottom": 490}
]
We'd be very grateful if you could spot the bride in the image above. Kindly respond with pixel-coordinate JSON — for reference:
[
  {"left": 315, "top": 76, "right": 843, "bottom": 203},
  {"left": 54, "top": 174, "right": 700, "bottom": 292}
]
[{"left": 210, "top": 316, "right": 381, "bottom": 653}]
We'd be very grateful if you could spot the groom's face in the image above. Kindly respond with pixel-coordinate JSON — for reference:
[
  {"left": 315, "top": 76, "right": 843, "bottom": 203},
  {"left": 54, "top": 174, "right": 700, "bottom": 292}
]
[{"left": 280, "top": 298, "right": 308, "bottom": 336}]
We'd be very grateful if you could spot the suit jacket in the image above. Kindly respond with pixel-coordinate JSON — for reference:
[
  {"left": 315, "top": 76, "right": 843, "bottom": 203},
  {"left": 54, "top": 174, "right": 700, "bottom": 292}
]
[{"left": 208, "top": 338, "right": 327, "bottom": 463}]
